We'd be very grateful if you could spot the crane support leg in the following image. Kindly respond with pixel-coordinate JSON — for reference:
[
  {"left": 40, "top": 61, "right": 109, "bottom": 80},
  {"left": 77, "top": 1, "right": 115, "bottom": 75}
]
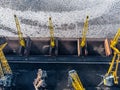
[
  {"left": 24, "top": 37, "right": 31, "bottom": 57},
  {"left": 18, "top": 37, "right": 31, "bottom": 56}
]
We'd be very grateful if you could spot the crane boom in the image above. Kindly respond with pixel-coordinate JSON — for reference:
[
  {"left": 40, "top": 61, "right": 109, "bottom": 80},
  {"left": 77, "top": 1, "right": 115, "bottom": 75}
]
[
  {"left": 14, "top": 15, "right": 26, "bottom": 47},
  {"left": 68, "top": 70, "right": 85, "bottom": 90},
  {"left": 48, "top": 17, "right": 55, "bottom": 48},
  {"left": 0, "top": 43, "right": 12, "bottom": 75},
  {"left": 80, "top": 16, "right": 89, "bottom": 48}
]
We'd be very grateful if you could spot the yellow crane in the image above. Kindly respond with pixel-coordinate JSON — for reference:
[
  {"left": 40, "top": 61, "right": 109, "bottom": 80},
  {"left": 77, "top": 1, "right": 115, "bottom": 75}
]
[
  {"left": 103, "top": 28, "right": 120, "bottom": 86},
  {"left": 80, "top": 16, "right": 89, "bottom": 48},
  {"left": 14, "top": 15, "right": 26, "bottom": 47},
  {"left": 48, "top": 17, "right": 55, "bottom": 48},
  {"left": 68, "top": 70, "right": 85, "bottom": 90},
  {"left": 0, "top": 42, "right": 13, "bottom": 87},
  {"left": 98, "top": 29, "right": 120, "bottom": 86}
]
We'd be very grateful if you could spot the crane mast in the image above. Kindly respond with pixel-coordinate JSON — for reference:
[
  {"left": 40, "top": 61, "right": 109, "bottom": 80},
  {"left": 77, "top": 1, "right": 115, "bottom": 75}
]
[
  {"left": 80, "top": 16, "right": 89, "bottom": 48},
  {"left": 48, "top": 17, "right": 55, "bottom": 48},
  {"left": 14, "top": 15, "right": 26, "bottom": 47},
  {"left": 68, "top": 70, "right": 85, "bottom": 90}
]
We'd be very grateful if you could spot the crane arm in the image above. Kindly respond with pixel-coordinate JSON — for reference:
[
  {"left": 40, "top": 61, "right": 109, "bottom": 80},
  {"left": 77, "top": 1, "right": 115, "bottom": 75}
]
[
  {"left": 106, "top": 52, "right": 117, "bottom": 76},
  {"left": 111, "top": 28, "right": 120, "bottom": 46},
  {"left": 14, "top": 15, "right": 26, "bottom": 47},
  {"left": 80, "top": 16, "right": 89, "bottom": 48},
  {"left": 0, "top": 62, "right": 4, "bottom": 78},
  {"left": 0, "top": 43, "right": 12, "bottom": 75},
  {"left": 48, "top": 17, "right": 55, "bottom": 48},
  {"left": 0, "top": 43, "right": 7, "bottom": 50},
  {"left": 0, "top": 50, "right": 12, "bottom": 75},
  {"left": 110, "top": 28, "right": 120, "bottom": 53},
  {"left": 68, "top": 70, "right": 85, "bottom": 90},
  {"left": 113, "top": 55, "right": 119, "bottom": 84}
]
